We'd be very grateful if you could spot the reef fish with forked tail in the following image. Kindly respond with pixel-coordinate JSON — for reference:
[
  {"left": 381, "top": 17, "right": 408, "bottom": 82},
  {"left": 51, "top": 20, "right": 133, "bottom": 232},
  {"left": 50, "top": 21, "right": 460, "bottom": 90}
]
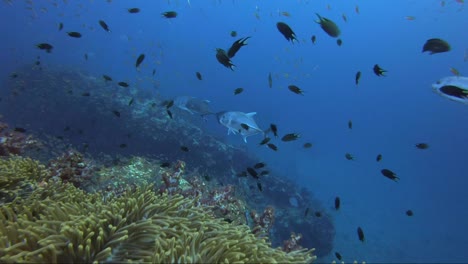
[
  {"left": 216, "top": 48, "right": 235, "bottom": 70},
  {"left": 227, "top": 37, "right": 251, "bottom": 58},
  {"left": 173, "top": 96, "right": 214, "bottom": 117},
  {"left": 432, "top": 76, "right": 468, "bottom": 104},
  {"left": 276, "top": 22, "right": 297, "bottom": 43},
  {"left": 216, "top": 111, "right": 264, "bottom": 143}
]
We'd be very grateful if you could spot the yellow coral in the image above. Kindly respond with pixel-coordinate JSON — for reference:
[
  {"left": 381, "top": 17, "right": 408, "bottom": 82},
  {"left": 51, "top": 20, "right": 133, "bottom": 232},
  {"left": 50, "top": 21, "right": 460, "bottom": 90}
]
[{"left": 0, "top": 158, "right": 316, "bottom": 263}]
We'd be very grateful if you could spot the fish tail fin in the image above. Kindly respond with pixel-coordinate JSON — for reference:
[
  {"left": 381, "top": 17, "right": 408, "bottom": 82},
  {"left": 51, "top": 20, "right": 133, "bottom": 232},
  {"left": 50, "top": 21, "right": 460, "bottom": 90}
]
[{"left": 315, "top": 13, "right": 322, "bottom": 23}]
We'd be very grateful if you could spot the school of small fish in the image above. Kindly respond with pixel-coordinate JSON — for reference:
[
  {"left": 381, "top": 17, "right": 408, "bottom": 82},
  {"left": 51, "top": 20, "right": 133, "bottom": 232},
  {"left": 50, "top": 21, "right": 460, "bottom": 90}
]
[{"left": 7, "top": 0, "right": 468, "bottom": 261}]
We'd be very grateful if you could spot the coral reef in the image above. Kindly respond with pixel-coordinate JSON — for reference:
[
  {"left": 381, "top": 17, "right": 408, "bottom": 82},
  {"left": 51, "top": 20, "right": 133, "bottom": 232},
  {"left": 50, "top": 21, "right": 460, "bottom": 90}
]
[
  {"left": 253, "top": 171, "right": 336, "bottom": 257},
  {"left": 159, "top": 161, "right": 248, "bottom": 224},
  {"left": 250, "top": 206, "right": 275, "bottom": 238},
  {"left": 199, "top": 184, "right": 247, "bottom": 225},
  {"left": 93, "top": 157, "right": 247, "bottom": 225},
  {"left": 160, "top": 160, "right": 187, "bottom": 194},
  {"left": 0, "top": 159, "right": 316, "bottom": 263},
  {"left": 274, "top": 214, "right": 335, "bottom": 258},
  {"left": 283, "top": 232, "right": 304, "bottom": 253},
  {"left": 1, "top": 66, "right": 251, "bottom": 183},
  {"left": 46, "top": 149, "right": 97, "bottom": 188},
  {"left": 95, "top": 156, "right": 160, "bottom": 196},
  {"left": 0, "top": 66, "right": 332, "bottom": 259},
  {"left": 0, "top": 120, "right": 40, "bottom": 156},
  {"left": 0, "top": 156, "right": 47, "bottom": 204}
]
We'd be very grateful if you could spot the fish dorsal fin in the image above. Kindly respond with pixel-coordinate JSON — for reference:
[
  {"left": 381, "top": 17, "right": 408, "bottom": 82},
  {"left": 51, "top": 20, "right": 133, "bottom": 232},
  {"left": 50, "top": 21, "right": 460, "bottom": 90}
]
[{"left": 246, "top": 112, "right": 257, "bottom": 117}]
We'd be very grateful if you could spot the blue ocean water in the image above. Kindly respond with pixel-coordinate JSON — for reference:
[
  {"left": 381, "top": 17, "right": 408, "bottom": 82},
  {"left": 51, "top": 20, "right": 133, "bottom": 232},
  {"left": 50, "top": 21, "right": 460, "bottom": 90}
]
[{"left": 1, "top": 0, "right": 467, "bottom": 262}]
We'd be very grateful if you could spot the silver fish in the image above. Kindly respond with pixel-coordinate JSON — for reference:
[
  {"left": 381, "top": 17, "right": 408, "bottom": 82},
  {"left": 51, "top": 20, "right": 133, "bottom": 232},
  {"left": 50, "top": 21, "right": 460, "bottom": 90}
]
[
  {"left": 216, "top": 111, "right": 264, "bottom": 143},
  {"left": 173, "top": 96, "right": 213, "bottom": 116}
]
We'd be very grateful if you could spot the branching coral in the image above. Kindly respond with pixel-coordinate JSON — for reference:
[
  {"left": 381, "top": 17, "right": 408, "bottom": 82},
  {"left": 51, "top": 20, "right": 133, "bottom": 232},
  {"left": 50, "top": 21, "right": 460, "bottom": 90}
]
[{"left": 0, "top": 161, "right": 316, "bottom": 263}]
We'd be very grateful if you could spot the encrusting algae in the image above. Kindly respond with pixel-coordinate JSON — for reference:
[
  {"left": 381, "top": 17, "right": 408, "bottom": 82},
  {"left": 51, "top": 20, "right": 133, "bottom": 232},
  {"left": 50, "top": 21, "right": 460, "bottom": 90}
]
[{"left": 0, "top": 157, "right": 316, "bottom": 263}]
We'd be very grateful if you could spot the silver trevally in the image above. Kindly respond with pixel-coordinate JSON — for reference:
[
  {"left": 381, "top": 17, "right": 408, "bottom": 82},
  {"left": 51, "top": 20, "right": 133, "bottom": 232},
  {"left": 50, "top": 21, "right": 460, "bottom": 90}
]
[
  {"left": 432, "top": 76, "right": 468, "bottom": 104},
  {"left": 173, "top": 96, "right": 214, "bottom": 116},
  {"left": 216, "top": 111, "right": 264, "bottom": 143}
]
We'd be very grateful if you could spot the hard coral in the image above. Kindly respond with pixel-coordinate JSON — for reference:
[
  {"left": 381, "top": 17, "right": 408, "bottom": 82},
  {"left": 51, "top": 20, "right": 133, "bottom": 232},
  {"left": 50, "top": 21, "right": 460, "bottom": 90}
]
[
  {"left": 160, "top": 163, "right": 247, "bottom": 224},
  {"left": 160, "top": 160, "right": 186, "bottom": 194},
  {"left": 251, "top": 205, "right": 275, "bottom": 239},
  {"left": 0, "top": 168, "right": 317, "bottom": 263},
  {"left": 0, "top": 121, "right": 40, "bottom": 156},
  {"left": 199, "top": 184, "right": 247, "bottom": 224},
  {"left": 47, "top": 149, "right": 96, "bottom": 188},
  {"left": 283, "top": 232, "right": 304, "bottom": 253},
  {"left": 96, "top": 156, "right": 159, "bottom": 196}
]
